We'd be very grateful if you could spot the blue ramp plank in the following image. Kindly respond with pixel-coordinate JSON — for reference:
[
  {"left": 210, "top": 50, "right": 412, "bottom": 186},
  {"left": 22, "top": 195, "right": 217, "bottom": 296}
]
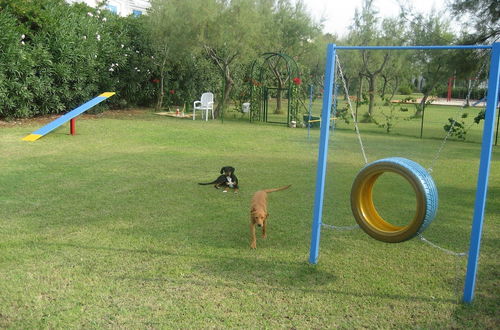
[{"left": 22, "top": 92, "right": 115, "bottom": 141}]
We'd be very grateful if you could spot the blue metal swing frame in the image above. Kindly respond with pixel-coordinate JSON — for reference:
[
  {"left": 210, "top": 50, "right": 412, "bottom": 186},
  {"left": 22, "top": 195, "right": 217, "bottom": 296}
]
[{"left": 308, "top": 43, "right": 500, "bottom": 304}]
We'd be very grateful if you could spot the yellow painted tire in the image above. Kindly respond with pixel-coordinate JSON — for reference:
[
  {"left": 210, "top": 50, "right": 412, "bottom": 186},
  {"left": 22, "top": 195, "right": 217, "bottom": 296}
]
[{"left": 350, "top": 157, "right": 438, "bottom": 243}]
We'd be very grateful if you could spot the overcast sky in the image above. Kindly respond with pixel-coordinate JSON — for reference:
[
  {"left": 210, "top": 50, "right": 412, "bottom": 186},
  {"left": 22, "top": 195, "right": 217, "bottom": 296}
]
[{"left": 301, "top": 0, "right": 452, "bottom": 37}]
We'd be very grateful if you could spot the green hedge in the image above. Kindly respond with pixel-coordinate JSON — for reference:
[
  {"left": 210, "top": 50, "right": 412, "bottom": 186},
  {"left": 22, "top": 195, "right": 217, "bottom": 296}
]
[{"left": 0, "top": 0, "right": 157, "bottom": 118}]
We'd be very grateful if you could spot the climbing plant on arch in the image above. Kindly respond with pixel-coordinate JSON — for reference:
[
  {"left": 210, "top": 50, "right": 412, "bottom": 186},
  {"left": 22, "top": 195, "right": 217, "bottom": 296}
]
[{"left": 248, "top": 52, "right": 302, "bottom": 125}]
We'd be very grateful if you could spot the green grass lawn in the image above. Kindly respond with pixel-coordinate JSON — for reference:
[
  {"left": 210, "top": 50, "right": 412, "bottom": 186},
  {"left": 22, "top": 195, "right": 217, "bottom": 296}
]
[{"left": 1, "top": 109, "right": 498, "bottom": 328}]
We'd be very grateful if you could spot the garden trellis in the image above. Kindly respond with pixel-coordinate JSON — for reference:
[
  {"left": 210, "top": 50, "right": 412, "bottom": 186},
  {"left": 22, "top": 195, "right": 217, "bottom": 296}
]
[
  {"left": 308, "top": 43, "right": 500, "bottom": 304},
  {"left": 248, "top": 52, "right": 301, "bottom": 126}
]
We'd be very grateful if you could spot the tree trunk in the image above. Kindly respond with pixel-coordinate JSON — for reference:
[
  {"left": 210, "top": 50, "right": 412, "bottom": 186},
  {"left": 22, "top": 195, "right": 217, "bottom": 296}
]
[
  {"left": 156, "top": 75, "right": 164, "bottom": 111},
  {"left": 389, "top": 76, "right": 400, "bottom": 101},
  {"left": 215, "top": 65, "right": 233, "bottom": 118},
  {"left": 355, "top": 75, "right": 363, "bottom": 121},
  {"left": 155, "top": 56, "right": 168, "bottom": 111},
  {"left": 275, "top": 89, "right": 282, "bottom": 114},
  {"left": 380, "top": 75, "right": 388, "bottom": 99},
  {"left": 270, "top": 63, "right": 284, "bottom": 114},
  {"left": 417, "top": 94, "right": 429, "bottom": 117},
  {"left": 203, "top": 46, "right": 239, "bottom": 119},
  {"left": 361, "top": 52, "right": 389, "bottom": 117},
  {"left": 275, "top": 76, "right": 283, "bottom": 114},
  {"left": 367, "top": 76, "right": 376, "bottom": 116},
  {"left": 417, "top": 79, "right": 440, "bottom": 116}
]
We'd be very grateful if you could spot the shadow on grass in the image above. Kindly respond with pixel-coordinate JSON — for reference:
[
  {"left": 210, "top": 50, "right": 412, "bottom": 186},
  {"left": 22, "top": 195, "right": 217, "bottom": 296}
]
[
  {"left": 192, "top": 255, "right": 461, "bottom": 305},
  {"left": 194, "top": 255, "right": 335, "bottom": 287},
  {"left": 36, "top": 242, "right": 459, "bottom": 305}
]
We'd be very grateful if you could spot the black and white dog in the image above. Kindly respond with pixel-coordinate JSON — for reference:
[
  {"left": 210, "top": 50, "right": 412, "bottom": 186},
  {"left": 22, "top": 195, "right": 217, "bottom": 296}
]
[{"left": 198, "top": 166, "right": 239, "bottom": 193}]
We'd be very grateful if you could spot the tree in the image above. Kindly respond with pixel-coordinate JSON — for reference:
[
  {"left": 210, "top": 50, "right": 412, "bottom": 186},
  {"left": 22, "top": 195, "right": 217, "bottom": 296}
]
[
  {"left": 147, "top": 0, "right": 206, "bottom": 110},
  {"left": 449, "top": 0, "right": 499, "bottom": 44},
  {"left": 201, "top": 0, "right": 265, "bottom": 117},
  {"left": 447, "top": 0, "right": 496, "bottom": 106},
  {"left": 302, "top": 33, "right": 336, "bottom": 94},
  {"left": 264, "top": 0, "right": 322, "bottom": 114},
  {"left": 347, "top": 0, "right": 391, "bottom": 117},
  {"left": 378, "top": 18, "right": 411, "bottom": 100},
  {"left": 407, "top": 12, "right": 456, "bottom": 115}
]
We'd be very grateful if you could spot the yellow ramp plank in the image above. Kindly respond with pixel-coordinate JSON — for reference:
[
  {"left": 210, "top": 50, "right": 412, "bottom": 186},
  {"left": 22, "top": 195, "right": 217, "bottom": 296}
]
[
  {"left": 22, "top": 134, "right": 42, "bottom": 142},
  {"left": 99, "top": 92, "right": 116, "bottom": 98}
]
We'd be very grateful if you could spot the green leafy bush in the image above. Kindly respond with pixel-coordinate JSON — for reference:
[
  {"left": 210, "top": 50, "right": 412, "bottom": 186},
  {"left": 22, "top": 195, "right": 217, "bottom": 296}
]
[
  {"left": 398, "top": 84, "right": 413, "bottom": 95},
  {"left": 443, "top": 113, "right": 469, "bottom": 140},
  {"left": 0, "top": 0, "right": 157, "bottom": 118},
  {"left": 371, "top": 103, "right": 413, "bottom": 133}
]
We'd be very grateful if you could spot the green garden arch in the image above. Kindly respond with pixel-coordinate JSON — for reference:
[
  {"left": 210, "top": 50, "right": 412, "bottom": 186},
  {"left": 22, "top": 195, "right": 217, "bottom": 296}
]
[{"left": 249, "top": 52, "right": 301, "bottom": 125}]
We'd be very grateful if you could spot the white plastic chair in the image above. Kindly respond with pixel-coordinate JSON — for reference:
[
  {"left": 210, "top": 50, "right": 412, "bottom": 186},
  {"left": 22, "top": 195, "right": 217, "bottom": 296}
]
[{"left": 193, "top": 92, "right": 214, "bottom": 121}]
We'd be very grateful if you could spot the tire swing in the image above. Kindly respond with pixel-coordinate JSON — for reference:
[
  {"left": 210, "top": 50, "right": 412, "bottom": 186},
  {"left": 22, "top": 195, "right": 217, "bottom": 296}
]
[{"left": 350, "top": 157, "right": 438, "bottom": 243}]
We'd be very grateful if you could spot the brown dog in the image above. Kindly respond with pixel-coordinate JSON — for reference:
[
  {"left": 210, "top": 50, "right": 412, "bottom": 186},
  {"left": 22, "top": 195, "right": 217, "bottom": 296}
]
[{"left": 250, "top": 185, "right": 291, "bottom": 249}]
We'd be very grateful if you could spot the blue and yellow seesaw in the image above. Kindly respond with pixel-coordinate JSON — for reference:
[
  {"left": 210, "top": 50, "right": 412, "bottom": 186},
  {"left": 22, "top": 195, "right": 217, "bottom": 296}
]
[{"left": 22, "top": 92, "right": 115, "bottom": 142}]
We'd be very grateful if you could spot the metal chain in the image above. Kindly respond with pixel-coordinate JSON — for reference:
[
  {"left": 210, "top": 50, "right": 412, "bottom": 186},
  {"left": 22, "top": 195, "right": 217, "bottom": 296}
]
[
  {"left": 418, "top": 235, "right": 467, "bottom": 256},
  {"left": 419, "top": 234, "right": 467, "bottom": 303},
  {"left": 427, "top": 130, "right": 454, "bottom": 174},
  {"left": 336, "top": 55, "right": 368, "bottom": 164}
]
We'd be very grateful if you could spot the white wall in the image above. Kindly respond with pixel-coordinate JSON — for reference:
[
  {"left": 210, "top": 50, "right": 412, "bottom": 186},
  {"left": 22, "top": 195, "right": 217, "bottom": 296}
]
[{"left": 66, "top": 0, "right": 150, "bottom": 16}]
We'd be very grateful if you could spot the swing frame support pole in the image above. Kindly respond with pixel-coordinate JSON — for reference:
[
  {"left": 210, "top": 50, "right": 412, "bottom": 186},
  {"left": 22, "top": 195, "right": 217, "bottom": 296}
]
[
  {"left": 309, "top": 43, "right": 497, "bottom": 304},
  {"left": 463, "top": 42, "right": 500, "bottom": 303},
  {"left": 309, "top": 44, "right": 336, "bottom": 264},
  {"left": 495, "top": 106, "right": 499, "bottom": 146}
]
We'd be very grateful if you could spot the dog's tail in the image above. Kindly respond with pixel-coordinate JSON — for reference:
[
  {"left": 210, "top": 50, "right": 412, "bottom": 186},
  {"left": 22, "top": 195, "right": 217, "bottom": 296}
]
[
  {"left": 198, "top": 180, "right": 218, "bottom": 185},
  {"left": 263, "top": 185, "right": 291, "bottom": 193}
]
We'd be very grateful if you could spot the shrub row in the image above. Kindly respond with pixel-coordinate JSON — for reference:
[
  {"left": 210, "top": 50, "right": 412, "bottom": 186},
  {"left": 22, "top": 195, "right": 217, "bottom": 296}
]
[{"left": 0, "top": 0, "right": 158, "bottom": 118}]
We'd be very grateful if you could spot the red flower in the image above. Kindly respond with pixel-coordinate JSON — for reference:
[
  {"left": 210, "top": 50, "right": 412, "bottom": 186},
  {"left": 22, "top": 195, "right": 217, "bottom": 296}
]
[
  {"left": 292, "top": 77, "right": 302, "bottom": 85},
  {"left": 151, "top": 78, "right": 160, "bottom": 84},
  {"left": 169, "top": 89, "right": 175, "bottom": 94}
]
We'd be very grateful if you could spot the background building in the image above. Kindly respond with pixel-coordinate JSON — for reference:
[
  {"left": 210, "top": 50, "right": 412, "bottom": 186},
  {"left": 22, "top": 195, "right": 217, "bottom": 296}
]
[{"left": 66, "top": 0, "right": 150, "bottom": 16}]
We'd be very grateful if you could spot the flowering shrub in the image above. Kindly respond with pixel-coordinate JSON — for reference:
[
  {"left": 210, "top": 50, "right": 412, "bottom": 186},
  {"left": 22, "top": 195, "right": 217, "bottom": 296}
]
[
  {"left": 0, "top": 0, "right": 156, "bottom": 118},
  {"left": 290, "top": 76, "right": 305, "bottom": 123}
]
